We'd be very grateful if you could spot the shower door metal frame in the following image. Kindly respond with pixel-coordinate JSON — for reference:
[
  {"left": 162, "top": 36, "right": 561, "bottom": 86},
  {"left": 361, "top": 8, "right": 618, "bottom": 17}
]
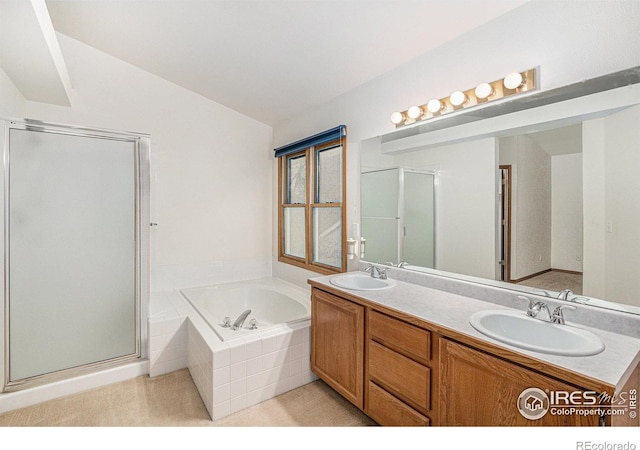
[{"left": 0, "top": 119, "right": 150, "bottom": 392}]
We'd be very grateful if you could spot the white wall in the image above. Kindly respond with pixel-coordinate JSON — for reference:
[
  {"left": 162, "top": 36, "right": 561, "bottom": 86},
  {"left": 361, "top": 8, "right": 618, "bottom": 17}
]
[
  {"left": 26, "top": 34, "right": 274, "bottom": 292},
  {"left": 551, "top": 153, "right": 583, "bottom": 272},
  {"left": 0, "top": 66, "right": 26, "bottom": 118},
  {"left": 583, "top": 105, "right": 640, "bottom": 307},
  {"left": 393, "top": 139, "right": 497, "bottom": 280},
  {"left": 273, "top": 0, "right": 640, "bottom": 286}
]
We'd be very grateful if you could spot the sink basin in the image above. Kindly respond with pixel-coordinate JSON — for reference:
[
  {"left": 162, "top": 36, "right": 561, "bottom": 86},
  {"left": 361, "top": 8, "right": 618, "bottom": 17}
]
[
  {"left": 329, "top": 273, "right": 397, "bottom": 291},
  {"left": 469, "top": 310, "right": 605, "bottom": 356}
]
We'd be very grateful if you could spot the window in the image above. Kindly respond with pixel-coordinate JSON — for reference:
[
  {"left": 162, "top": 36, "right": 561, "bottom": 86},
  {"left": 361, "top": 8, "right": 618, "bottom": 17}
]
[{"left": 276, "top": 126, "right": 346, "bottom": 274}]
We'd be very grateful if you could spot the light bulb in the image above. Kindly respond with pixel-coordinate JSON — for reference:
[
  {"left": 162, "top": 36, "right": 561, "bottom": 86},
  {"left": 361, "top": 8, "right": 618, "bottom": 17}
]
[
  {"left": 407, "top": 106, "right": 422, "bottom": 119},
  {"left": 475, "top": 82, "right": 493, "bottom": 99},
  {"left": 390, "top": 111, "right": 404, "bottom": 125},
  {"left": 427, "top": 99, "right": 443, "bottom": 114},
  {"left": 503, "top": 72, "right": 524, "bottom": 90},
  {"left": 449, "top": 91, "right": 467, "bottom": 107}
]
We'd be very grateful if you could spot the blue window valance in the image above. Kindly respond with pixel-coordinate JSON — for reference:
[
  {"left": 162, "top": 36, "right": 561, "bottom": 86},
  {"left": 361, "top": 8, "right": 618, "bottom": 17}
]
[{"left": 273, "top": 125, "right": 346, "bottom": 158}]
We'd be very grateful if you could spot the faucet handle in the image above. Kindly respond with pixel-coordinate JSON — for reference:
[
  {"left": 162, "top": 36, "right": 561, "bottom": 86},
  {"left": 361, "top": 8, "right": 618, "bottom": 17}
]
[
  {"left": 552, "top": 305, "right": 577, "bottom": 325},
  {"left": 558, "top": 289, "right": 575, "bottom": 300}
]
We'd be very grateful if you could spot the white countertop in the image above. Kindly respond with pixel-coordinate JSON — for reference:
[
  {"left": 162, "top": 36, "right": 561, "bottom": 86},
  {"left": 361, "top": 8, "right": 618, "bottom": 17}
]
[{"left": 309, "top": 272, "right": 640, "bottom": 392}]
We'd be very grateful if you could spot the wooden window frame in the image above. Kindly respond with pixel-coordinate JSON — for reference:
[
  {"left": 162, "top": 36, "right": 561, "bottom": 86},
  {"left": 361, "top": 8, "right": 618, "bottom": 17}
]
[{"left": 278, "top": 138, "right": 347, "bottom": 274}]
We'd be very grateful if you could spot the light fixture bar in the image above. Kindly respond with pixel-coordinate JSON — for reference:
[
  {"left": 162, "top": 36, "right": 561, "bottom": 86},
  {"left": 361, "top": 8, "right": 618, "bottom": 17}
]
[{"left": 390, "top": 68, "right": 537, "bottom": 127}]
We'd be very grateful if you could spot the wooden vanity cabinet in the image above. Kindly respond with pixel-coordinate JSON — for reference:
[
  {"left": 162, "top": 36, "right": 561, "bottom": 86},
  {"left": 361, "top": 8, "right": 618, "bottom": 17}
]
[
  {"left": 439, "top": 338, "right": 601, "bottom": 426},
  {"left": 310, "top": 287, "right": 436, "bottom": 424},
  {"left": 311, "top": 288, "right": 365, "bottom": 409},
  {"left": 311, "top": 284, "right": 618, "bottom": 427},
  {"left": 366, "top": 310, "right": 436, "bottom": 426}
]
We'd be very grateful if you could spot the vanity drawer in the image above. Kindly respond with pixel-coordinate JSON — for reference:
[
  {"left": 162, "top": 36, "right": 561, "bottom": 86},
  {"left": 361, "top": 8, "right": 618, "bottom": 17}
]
[
  {"left": 367, "top": 381, "right": 430, "bottom": 426},
  {"left": 368, "top": 341, "right": 430, "bottom": 412},
  {"left": 369, "top": 310, "right": 430, "bottom": 363}
]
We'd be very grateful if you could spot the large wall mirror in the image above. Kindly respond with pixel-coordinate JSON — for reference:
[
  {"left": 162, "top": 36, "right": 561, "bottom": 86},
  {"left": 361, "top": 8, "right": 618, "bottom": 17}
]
[{"left": 360, "top": 66, "right": 640, "bottom": 315}]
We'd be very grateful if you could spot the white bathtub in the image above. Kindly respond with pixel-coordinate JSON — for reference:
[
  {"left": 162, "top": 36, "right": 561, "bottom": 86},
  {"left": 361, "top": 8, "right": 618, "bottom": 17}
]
[
  {"left": 181, "top": 278, "right": 310, "bottom": 341},
  {"left": 176, "top": 277, "right": 316, "bottom": 420}
]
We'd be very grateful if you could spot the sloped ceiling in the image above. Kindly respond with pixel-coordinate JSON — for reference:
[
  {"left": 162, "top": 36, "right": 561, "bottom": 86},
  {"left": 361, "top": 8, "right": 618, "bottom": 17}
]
[
  {"left": 0, "top": 0, "right": 71, "bottom": 106},
  {"left": 43, "top": 0, "right": 529, "bottom": 125}
]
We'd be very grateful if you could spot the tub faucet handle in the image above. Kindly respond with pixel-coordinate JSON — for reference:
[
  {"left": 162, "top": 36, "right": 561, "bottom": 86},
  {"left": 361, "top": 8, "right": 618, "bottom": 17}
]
[
  {"left": 249, "top": 319, "right": 258, "bottom": 330},
  {"left": 222, "top": 317, "right": 231, "bottom": 328}
]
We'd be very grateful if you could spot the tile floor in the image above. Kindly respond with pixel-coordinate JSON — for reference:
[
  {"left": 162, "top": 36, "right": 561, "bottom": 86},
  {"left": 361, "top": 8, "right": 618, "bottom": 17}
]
[{"left": 0, "top": 368, "right": 375, "bottom": 427}]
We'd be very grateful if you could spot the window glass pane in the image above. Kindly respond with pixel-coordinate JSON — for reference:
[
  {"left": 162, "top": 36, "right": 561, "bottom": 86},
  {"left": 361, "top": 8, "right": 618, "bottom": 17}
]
[
  {"left": 313, "top": 207, "right": 342, "bottom": 268},
  {"left": 284, "top": 207, "right": 305, "bottom": 258},
  {"left": 316, "top": 145, "right": 342, "bottom": 203},
  {"left": 287, "top": 154, "right": 306, "bottom": 204}
]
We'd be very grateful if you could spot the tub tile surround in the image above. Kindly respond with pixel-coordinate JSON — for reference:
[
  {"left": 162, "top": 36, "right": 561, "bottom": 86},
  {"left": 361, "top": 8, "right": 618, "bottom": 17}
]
[
  {"left": 149, "top": 280, "right": 317, "bottom": 421},
  {"left": 310, "top": 264, "right": 640, "bottom": 391}
]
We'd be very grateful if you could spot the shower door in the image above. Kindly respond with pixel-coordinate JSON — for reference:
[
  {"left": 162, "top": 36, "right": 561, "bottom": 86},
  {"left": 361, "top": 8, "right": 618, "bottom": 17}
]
[
  {"left": 361, "top": 168, "right": 436, "bottom": 267},
  {"left": 2, "top": 121, "right": 149, "bottom": 390}
]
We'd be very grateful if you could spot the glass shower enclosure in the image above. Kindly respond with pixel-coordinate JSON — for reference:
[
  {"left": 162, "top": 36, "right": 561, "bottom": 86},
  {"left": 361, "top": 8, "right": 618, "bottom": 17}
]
[
  {"left": 361, "top": 168, "right": 436, "bottom": 268},
  {"left": 1, "top": 120, "right": 149, "bottom": 392}
]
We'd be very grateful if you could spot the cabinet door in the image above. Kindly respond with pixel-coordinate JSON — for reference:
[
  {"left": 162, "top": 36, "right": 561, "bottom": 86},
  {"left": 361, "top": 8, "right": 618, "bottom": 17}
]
[
  {"left": 311, "top": 289, "right": 365, "bottom": 409},
  {"left": 440, "top": 339, "right": 600, "bottom": 426}
]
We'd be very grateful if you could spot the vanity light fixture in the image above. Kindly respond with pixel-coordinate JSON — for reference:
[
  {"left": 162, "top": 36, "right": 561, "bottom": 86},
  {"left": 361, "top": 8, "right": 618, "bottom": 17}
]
[
  {"left": 474, "top": 82, "right": 494, "bottom": 100},
  {"left": 407, "top": 105, "right": 423, "bottom": 119},
  {"left": 503, "top": 72, "right": 525, "bottom": 90},
  {"left": 449, "top": 90, "right": 467, "bottom": 107},
  {"left": 426, "top": 99, "right": 444, "bottom": 114},
  {"left": 390, "top": 111, "right": 405, "bottom": 125},
  {"left": 389, "top": 68, "right": 537, "bottom": 127}
]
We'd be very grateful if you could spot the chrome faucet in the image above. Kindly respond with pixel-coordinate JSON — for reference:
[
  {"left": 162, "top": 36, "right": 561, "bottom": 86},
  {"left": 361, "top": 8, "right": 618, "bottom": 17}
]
[
  {"left": 384, "top": 261, "right": 408, "bottom": 268},
  {"left": 518, "top": 295, "right": 576, "bottom": 325},
  {"left": 232, "top": 309, "right": 252, "bottom": 330},
  {"left": 528, "top": 302, "right": 552, "bottom": 321},
  {"left": 364, "top": 264, "right": 387, "bottom": 279},
  {"left": 557, "top": 289, "right": 574, "bottom": 301},
  {"left": 551, "top": 305, "right": 576, "bottom": 325},
  {"left": 518, "top": 295, "right": 551, "bottom": 321}
]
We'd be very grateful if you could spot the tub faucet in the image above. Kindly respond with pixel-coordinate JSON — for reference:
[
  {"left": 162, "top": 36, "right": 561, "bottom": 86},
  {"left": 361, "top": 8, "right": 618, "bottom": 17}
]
[{"left": 232, "top": 309, "right": 252, "bottom": 330}]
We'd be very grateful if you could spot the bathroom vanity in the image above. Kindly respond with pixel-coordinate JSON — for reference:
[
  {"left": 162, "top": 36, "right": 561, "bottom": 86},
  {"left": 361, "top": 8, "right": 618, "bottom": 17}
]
[{"left": 309, "top": 273, "right": 640, "bottom": 427}]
